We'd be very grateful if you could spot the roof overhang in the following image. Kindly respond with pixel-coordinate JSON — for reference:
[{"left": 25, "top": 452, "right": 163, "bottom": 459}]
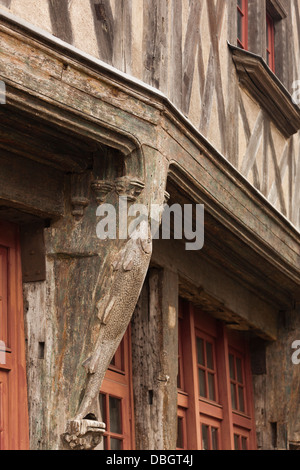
[{"left": 0, "top": 10, "right": 299, "bottom": 339}]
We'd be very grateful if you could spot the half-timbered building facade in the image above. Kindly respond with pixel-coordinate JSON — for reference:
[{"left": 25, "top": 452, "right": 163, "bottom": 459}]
[{"left": 0, "top": 0, "right": 300, "bottom": 450}]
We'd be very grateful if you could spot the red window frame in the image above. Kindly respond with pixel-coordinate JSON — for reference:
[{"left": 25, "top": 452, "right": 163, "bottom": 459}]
[
  {"left": 237, "top": 0, "right": 248, "bottom": 50},
  {"left": 176, "top": 407, "right": 188, "bottom": 450},
  {"left": 177, "top": 298, "right": 256, "bottom": 450},
  {"left": 266, "top": 13, "right": 275, "bottom": 72},
  {"left": 99, "top": 327, "right": 135, "bottom": 450},
  {"left": 196, "top": 332, "right": 218, "bottom": 403}
]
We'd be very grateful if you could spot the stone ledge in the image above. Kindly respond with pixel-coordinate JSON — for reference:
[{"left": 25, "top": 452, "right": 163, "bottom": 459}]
[{"left": 229, "top": 43, "right": 300, "bottom": 138}]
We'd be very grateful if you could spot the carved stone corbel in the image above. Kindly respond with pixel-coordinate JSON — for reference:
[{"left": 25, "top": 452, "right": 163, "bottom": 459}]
[
  {"left": 70, "top": 173, "right": 91, "bottom": 220},
  {"left": 71, "top": 196, "right": 89, "bottom": 220},
  {"left": 115, "top": 176, "right": 145, "bottom": 201},
  {"left": 69, "top": 228, "right": 152, "bottom": 427},
  {"left": 91, "top": 179, "right": 115, "bottom": 204},
  {"left": 56, "top": 145, "right": 168, "bottom": 451},
  {"left": 62, "top": 419, "right": 105, "bottom": 450}
]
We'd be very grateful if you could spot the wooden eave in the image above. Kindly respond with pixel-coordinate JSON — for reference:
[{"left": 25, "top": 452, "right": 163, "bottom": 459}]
[
  {"left": 266, "top": 0, "right": 287, "bottom": 20},
  {"left": 0, "top": 11, "right": 299, "bottom": 322},
  {"left": 229, "top": 43, "right": 300, "bottom": 138}
]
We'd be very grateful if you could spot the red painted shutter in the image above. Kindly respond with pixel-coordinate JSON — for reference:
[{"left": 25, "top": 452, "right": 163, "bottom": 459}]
[{"left": 0, "top": 220, "right": 29, "bottom": 450}]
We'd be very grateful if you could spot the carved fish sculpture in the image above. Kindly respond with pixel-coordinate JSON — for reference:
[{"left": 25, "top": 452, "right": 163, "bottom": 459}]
[{"left": 75, "top": 228, "right": 152, "bottom": 422}]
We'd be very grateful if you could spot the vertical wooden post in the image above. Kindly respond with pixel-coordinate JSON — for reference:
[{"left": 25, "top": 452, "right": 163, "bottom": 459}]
[
  {"left": 216, "top": 324, "right": 235, "bottom": 450},
  {"left": 180, "top": 302, "right": 202, "bottom": 450},
  {"left": 131, "top": 267, "right": 179, "bottom": 450}
]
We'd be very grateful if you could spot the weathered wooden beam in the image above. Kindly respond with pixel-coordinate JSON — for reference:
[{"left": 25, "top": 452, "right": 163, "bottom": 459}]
[
  {"left": 0, "top": 150, "right": 64, "bottom": 218},
  {"left": 152, "top": 238, "right": 278, "bottom": 341},
  {"left": 230, "top": 45, "right": 300, "bottom": 138},
  {"left": 0, "top": 114, "right": 93, "bottom": 172},
  {"left": 131, "top": 268, "right": 178, "bottom": 450}
]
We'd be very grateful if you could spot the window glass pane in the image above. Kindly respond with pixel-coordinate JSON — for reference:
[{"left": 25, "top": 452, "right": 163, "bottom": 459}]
[
  {"left": 211, "top": 427, "right": 219, "bottom": 450},
  {"left": 99, "top": 393, "right": 106, "bottom": 423},
  {"left": 202, "top": 424, "right": 209, "bottom": 450},
  {"left": 242, "top": 437, "right": 248, "bottom": 450},
  {"left": 111, "top": 438, "right": 123, "bottom": 450},
  {"left": 197, "top": 338, "right": 205, "bottom": 366},
  {"left": 206, "top": 342, "right": 214, "bottom": 370},
  {"left": 198, "top": 369, "right": 206, "bottom": 397},
  {"left": 237, "top": 13, "right": 243, "bottom": 42},
  {"left": 208, "top": 373, "right": 216, "bottom": 401},
  {"left": 236, "top": 357, "right": 243, "bottom": 383},
  {"left": 237, "top": 0, "right": 243, "bottom": 9},
  {"left": 231, "top": 383, "right": 237, "bottom": 410},
  {"left": 238, "top": 386, "right": 245, "bottom": 413},
  {"left": 177, "top": 358, "right": 181, "bottom": 389},
  {"left": 177, "top": 417, "right": 184, "bottom": 449},
  {"left": 234, "top": 434, "right": 240, "bottom": 450},
  {"left": 109, "top": 396, "right": 122, "bottom": 434},
  {"left": 229, "top": 354, "right": 235, "bottom": 380}
]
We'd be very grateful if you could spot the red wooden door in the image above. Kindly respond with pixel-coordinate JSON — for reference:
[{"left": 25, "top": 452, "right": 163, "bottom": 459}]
[{"left": 0, "top": 220, "right": 29, "bottom": 450}]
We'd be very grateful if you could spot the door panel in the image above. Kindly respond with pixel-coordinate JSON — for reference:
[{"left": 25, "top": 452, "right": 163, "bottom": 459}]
[{"left": 0, "top": 220, "right": 29, "bottom": 450}]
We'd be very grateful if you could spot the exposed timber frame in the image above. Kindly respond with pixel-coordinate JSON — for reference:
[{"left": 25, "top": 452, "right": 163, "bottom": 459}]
[
  {"left": 229, "top": 43, "right": 300, "bottom": 138},
  {"left": 0, "top": 10, "right": 299, "bottom": 450}
]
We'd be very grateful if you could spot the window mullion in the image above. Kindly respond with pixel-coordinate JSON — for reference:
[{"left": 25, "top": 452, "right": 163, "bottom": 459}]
[
  {"left": 244, "top": 342, "right": 258, "bottom": 450},
  {"left": 216, "top": 323, "right": 235, "bottom": 450},
  {"left": 181, "top": 302, "right": 202, "bottom": 449}
]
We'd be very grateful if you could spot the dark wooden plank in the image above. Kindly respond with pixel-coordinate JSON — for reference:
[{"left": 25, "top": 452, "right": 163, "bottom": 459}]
[
  {"left": 182, "top": 0, "right": 203, "bottom": 115},
  {"left": 262, "top": 118, "right": 269, "bottom": 196},
  {"left": 248, "top": 0, "right": 265, "bottom": 58},
  {"left": 206, "top": 0, "right": 227, "bottom": 154},
  {"left": 200, "top": 0, "right": 226, "bottom": 147},
  {"left": 143, "top": 0, "right": 168, "bottom": 92},
  {"left": 48, "top": 0, "right": 73, "bottom": 44},
  {"left": 0, "top": 150, "right": 64, "bottom": 217},
  {"left": 113, "top": 0, "right": 132, "bottom": 73},
  {"left": 90, "top": 0, "right": 114, "bottom": 64},
  {"left": 170, "top": 0, "right": 183, "bottom": 109},
  {"left": 226, "top": 0, "right": 238, "bottom": 166},
  {"left": 288, "top": 139, "right": 294, "bottom": 223}
]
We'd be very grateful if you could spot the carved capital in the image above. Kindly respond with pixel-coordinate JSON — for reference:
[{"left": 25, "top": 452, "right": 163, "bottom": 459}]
[
  {"left": 70, "top": 173, "right": 91, "bottom": 220},
  {"left": 115, "top": 176, "right": 145, "bottom": 202},
  {"left": 91, "top": 179, "right": 115, "bottom": 204},
  {"left": 71, "top": 196, "right": 89, "bottom": 221},
  {"left": 62, "top": 419, "right": 105, "bottom": 450}
]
